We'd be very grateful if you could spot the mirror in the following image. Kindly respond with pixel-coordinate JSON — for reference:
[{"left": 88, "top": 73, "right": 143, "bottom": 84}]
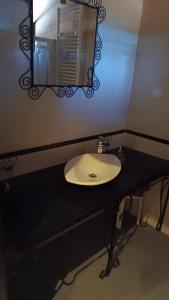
[
  {"left": 19, "top": 0, "right": 106, "bottom": 99},
  {"left": 33, "top": 0, "right": 98, "bottom": 87}
]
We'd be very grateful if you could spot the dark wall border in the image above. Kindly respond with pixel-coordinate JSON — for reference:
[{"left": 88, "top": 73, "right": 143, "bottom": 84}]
[
  {"left": 126, "top": 130, "right": 169, "bottom": 146},
  {"left": 0, "top": 130, "right": 125, "bottom": 159},
  {"left": 0, "top": 129, "right": 168, "bottom": 160}
]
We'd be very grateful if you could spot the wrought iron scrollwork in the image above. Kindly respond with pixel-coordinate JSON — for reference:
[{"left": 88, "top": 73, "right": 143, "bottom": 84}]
[{"left": 19, "top": 0, "right": 106, "bottom": 100}]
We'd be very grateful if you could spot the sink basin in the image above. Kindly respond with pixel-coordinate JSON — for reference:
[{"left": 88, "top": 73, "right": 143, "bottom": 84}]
[{"left": 64, "top": 153, "right": 121, "bottom": 186}]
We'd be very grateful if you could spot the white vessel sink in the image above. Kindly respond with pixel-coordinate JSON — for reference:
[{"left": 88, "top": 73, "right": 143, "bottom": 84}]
[{"left": 64, "top": 153, "right": 121, "bottom": 186}]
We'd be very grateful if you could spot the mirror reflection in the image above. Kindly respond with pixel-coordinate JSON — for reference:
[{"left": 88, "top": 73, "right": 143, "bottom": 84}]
[{"left": 33, "top": 0, "right": 98, "bottom": 86}]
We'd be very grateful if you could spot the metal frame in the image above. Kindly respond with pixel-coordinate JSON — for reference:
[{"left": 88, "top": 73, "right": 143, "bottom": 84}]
[
  {"left": 19, "top": 0, "right": 106, "bottom": 100},
  {"left": 99, "top": 206, "right": 120, "bottom": 278}
]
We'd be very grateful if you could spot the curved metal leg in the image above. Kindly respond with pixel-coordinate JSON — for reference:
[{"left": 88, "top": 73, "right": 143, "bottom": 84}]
[{"left": 99, "top": 207, "right": 120, "bottom": 279}]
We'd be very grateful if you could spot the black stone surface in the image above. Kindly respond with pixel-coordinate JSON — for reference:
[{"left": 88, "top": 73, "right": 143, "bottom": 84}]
[{"left": 1, "top": 147, "right": 169, "bottom": 254}]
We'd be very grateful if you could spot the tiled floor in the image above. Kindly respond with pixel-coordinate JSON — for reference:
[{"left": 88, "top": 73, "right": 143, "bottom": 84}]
[{"left": 54, "top": 226, "right": 169, "bottom": 300}]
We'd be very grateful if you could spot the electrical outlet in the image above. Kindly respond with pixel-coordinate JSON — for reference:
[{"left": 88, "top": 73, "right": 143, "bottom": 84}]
[{"left": 151, "top": 88, "right": 161, "bottom": 100}]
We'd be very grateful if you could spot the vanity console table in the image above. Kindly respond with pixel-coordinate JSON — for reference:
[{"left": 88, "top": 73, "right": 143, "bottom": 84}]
[{"left": 1, "top": 147, "right": 169, "bottom": 299}]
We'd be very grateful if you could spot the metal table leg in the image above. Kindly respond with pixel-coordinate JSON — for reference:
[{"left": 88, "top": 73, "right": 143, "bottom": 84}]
[{"left": 99, "top": 207, "right": 120, "bottom": 279}]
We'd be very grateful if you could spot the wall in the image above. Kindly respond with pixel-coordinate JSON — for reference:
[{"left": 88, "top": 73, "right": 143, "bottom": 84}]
[
  {"left": 126, "top": 0, "right": 169, "bottom": 233},
  {"left": 127, "top": 0, "right": 169, "bottom": 149},
  {"left": 0, "top": 0, "right": 143, "bottom": 178}
]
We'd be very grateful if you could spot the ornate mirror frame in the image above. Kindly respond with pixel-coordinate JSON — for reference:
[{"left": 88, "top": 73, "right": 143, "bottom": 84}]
[{"left": 19, "top": 0, "right": 106, "bottom": 100}]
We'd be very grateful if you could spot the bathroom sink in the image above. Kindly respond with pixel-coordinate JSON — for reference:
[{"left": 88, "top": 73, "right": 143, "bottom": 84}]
[{"left": 64, "top": 153, "right": 121, "bottom": 186}]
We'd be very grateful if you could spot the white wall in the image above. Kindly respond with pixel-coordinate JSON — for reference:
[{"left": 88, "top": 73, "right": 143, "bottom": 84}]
[
  {"left": 126, "top": 0, "right": 169, "bottom": 234},
  {"left": 0, "top": 0, "right": 143, "bottom": 177},
  {"left": 127, "top": 0, "right": 169, "bottom": 144}
]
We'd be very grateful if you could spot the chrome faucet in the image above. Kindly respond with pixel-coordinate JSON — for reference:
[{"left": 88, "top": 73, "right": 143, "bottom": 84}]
[{"left": 97, "top": 136, "right": 104, "bottom": 154}]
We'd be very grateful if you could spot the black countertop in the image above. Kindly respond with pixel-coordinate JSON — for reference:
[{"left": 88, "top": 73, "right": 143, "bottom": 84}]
[{"left": 2, "top": 147, "right": 169, "bottom": 252}]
